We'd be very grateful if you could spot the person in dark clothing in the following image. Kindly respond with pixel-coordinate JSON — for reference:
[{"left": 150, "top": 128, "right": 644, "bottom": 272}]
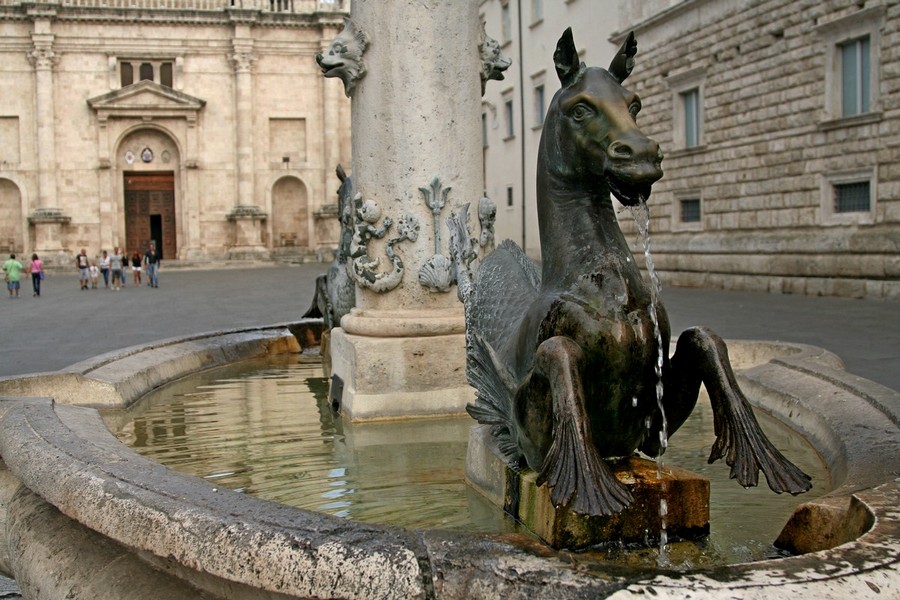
[{"left": 144, "top": 247, "right": 161, "bottom": 288}]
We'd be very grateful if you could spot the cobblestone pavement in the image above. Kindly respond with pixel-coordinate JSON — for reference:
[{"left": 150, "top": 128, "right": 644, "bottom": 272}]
[{"left": 1, "top": 264, "right": 897, "bottom": 390}]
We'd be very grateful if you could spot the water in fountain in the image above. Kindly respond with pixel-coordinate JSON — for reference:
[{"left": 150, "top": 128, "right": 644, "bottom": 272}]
[
  {"left": 103, "top": 353, "right": 827, "bottom": 569},
  {"left": 630, "top": 199, "right": 670, "bottom": 566},
  {"left": 103, "top": 355, "right": 519, "bottom": 534}
]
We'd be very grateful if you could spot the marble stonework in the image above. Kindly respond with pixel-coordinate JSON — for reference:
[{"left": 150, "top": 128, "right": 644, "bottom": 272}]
[{"left": 0, "top": 0, "right": 351, "bottom": 264}]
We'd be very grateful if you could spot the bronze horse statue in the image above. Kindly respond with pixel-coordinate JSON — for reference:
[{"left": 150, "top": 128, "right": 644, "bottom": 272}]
[{"left": 452, "top": 29, "right": 811, "bottom": 517}]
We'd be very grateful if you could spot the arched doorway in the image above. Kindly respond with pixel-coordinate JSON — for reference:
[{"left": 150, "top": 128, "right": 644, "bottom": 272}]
[
  {"left": 0, "top": 179, "right": 23, "bottom": 255},
  {"left": 118, "top": 129, "right": 180, "bottom": 259},
  {"left": 271, "top": 176, "right": 309, "bottom": 248}
]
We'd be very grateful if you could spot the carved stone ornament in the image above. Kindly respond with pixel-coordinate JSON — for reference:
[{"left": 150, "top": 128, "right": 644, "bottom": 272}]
[
  {"left": 418, "top": 177, "right": 455, "bottom": 293},
  {"left": 316, "top": 17, "right": 368, "bottom": 97},
  {"left": 227, "top": 205, "right": 267, "bottom": 221},
  {"left": 229, "top": 48, "right": 255, "bottom": 73},
  {"left": 477, "top": 195, "right": 497, "bottom": 252},
  {"left": 479, "top": 23, "right": 512, "bottom": 96},
  {"left": 349, "top": 193, "right": 419, "bottom": 293},
  {"left": 445, "top": 198, "right": 494, "bottom": 303},
  {"left": 28, "top": 207, "right": 70, "bottom": 224},
  {"left": 28, "top": 44, "right": 58, "bottom": 70}
]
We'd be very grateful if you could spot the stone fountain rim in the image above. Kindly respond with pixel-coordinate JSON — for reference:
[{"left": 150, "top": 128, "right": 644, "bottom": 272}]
[{"left": 0, "top": 322, "right": 896, "bottom": 598}]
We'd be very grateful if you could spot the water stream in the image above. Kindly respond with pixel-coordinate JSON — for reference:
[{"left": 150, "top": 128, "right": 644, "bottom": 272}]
[{"left": 630, "top": 200, "right": 670, "bottom": 565}]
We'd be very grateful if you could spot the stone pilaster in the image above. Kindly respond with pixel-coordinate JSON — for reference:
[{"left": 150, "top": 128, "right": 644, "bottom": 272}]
[
  {"left": 28, "top": 14, "right": 69, "bottom": 254},
  {"left": 228, "top": 31, "right": 267, "bottom": 257},
  {"left": 330, "top": 0, "right": 483, "bottom": 420}
]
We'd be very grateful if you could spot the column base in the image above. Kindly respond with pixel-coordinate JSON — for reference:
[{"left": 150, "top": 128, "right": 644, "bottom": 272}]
[{"left": 329, "top": 307, "right": 473, "bottom": 421}]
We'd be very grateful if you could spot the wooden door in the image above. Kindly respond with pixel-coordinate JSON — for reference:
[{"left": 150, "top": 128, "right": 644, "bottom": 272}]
[{"left": 124, "top": 172, "right": 176, "bottom": 260}]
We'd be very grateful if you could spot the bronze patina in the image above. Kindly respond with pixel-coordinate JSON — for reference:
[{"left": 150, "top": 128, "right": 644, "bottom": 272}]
[{"left": 452, "top": 29, "right": 811, "bottom": 517}]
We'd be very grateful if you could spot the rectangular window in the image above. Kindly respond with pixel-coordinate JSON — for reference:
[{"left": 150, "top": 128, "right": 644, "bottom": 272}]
[
  {"left": 681, "top": 88, "right": 700, "bottom": 147},
  {"left": 680, "top": 198, "right": 701, "bottom": 223},
  {"left": 504, "top": 98, "right": 514, "bottom": 138},
  {"left": 834, "top": 181, "right": 870, "bottom": 213},
  {"left": 120, "top": 62, "right": 134, "bottom": 87},
  {"left": 118, "top": 60, "right": 175, "bottom": 88},
  {"left": 532, "top": 0, "right": 543, "bottom": 23},
  {"left": 841, "top": 36, "right": 871, "bottom": 117},
  {"left": 506, "top": 186, "right": 514, "bottom": 207},
  {"left": 160, "top": 62, "right": 173, "bottom": 88},
  {"left": 534, "top": 84, "right": 545, "bottom": 126},
  {"left": 482, "top": 113, "right": 488, "bottom": 148},
  {"left": 501, "top": 3, "right": 511, "bottom": 43}
]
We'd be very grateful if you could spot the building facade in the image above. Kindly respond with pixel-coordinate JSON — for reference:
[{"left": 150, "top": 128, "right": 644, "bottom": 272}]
[
  {"left": 482, "top": 0, "right": 900, "bottom": 299},
  {"left": 0, "top": 0, "right": 351, "bottom": 265}
]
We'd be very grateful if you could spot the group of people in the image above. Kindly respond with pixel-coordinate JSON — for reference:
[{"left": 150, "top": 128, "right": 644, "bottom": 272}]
[
  {"left": 3, "top": 245, "right": 163, "bottom": 299},
  {"left": 2, "top": 253, "right": 43, "bottom": 298},
  {"left": 76, "top": 246, "right": 161, "bottom": 291}
]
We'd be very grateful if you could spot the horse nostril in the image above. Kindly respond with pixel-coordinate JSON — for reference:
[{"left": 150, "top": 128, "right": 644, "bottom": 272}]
[{"left": 608, "top": 141, "right": 633, "bottom": 159}]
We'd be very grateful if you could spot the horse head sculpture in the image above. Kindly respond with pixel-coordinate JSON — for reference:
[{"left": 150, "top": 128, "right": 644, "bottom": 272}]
[{"left": 454, "top": 29, "right": 810, "bottom": 518}]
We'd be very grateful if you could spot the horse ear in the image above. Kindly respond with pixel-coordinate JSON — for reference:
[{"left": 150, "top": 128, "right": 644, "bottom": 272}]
[
  {"left": 609, "top": 32, "right": 637, "bottom": 83},
  {"left": 554, "top": 28, "right": 583, "bottom": 86}
]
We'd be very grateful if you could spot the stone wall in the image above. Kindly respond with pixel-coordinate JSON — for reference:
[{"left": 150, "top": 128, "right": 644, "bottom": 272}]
[{"left": 615, "top": 0, "right": 900, "bottom": 299}]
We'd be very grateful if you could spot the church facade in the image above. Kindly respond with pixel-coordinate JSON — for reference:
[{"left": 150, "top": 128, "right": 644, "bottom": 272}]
[{"left": 0, "top": 0, "right": 351, "bottom": 264}]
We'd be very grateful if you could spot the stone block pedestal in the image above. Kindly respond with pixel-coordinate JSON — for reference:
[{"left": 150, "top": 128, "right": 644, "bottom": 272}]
[
  {"left": 29, "top": 207, "right": 70, "bottom": 255},
  {"left": 226, "top": 205, "right": 269, "bottom": 259},
  {"left": 329, "top": 308, "right": 474, "bottom": 421},
  {"left": 466, "top": 424, "right": 710, "bottom": 550}
]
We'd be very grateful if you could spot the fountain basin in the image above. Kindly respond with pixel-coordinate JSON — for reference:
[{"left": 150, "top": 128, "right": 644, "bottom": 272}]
[{"left": 0, "top": 322, "right": 896, "bottom": 598}]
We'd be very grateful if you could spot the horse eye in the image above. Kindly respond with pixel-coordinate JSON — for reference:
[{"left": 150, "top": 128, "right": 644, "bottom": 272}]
[
  {"left": 629, "top": 102, "right": 641, "bottom": 120},
  {"left": 572, "top": 105, "right": 592, "bottom": 121}
]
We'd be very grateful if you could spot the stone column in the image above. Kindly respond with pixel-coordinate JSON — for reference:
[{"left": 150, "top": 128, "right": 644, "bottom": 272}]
[
  {"left": 329, "top": 0, "right": 483, "bottom": 420},
  {"left": 227, "top": 27, "right": 267, "bottom": 258},
  {"left": 27, "top": 13, "right": 70, "bottom": 255}
]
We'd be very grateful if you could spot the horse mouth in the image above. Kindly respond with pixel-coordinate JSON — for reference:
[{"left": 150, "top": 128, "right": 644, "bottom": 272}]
[{"left": 607, "top": 173, "right": 655, "bottom": 206}]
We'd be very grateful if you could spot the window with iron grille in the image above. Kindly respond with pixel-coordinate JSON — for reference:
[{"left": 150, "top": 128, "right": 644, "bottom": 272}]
[
  {"left": 680, "top": 198, "right": 701, "bottom": 223},
  {"left": 834, "top": 181, "right": 870, "bottom": 213}
]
